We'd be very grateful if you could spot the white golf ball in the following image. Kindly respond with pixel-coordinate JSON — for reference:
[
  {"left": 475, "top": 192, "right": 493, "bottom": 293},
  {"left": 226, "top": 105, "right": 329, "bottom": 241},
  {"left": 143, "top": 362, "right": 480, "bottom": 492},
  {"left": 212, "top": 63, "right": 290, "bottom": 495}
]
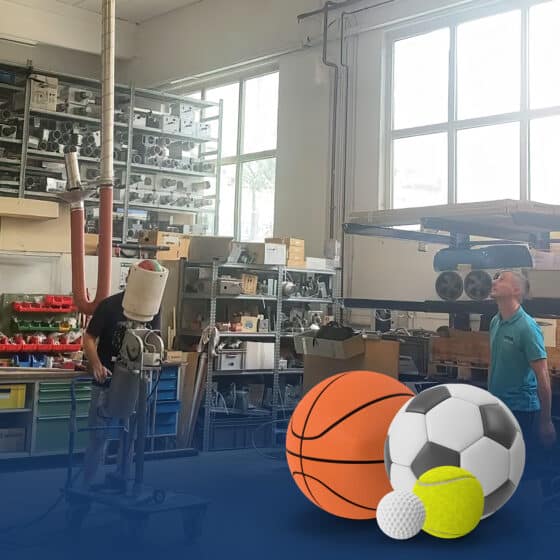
[{"left": 376, "top": 490, "right": 425, "bottom": 540}]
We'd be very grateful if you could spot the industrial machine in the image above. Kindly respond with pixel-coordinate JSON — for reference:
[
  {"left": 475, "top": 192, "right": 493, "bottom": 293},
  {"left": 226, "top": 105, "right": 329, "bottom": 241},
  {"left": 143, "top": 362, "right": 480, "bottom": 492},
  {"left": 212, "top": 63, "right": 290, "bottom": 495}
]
[{"left": 64, "top": 261, "right": 207, "bottom": 540}]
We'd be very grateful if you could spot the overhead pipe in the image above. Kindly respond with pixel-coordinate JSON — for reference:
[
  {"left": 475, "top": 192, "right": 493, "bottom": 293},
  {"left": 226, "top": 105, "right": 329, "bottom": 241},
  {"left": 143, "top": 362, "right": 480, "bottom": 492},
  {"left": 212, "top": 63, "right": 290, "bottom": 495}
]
[
  {"left": 321, "top": 2, "right": 340, "bottom": 240},
  {"left": 63, "top": 0, "right": 114, "bottom": 315}
]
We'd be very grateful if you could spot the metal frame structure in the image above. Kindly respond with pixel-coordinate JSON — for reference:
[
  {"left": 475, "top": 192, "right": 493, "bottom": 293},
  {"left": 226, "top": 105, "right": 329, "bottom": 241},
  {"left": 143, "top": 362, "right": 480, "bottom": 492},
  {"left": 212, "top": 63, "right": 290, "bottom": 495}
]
[
  {"left": 382, "top": 0, "right": 560, "bottom": 210},
  {"left": 0, "top": 61, "right": 223, "bottom": 239},
  {"left": 177, "top": 260, "right": 337, "bottom": 451}
]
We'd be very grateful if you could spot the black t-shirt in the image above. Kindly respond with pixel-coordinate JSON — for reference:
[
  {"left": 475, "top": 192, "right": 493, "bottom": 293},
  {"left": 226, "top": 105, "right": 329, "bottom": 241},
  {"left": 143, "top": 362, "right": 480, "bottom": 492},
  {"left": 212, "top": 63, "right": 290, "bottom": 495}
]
[{"left": 86, "top": 291, "right": 161, "bottom": 381}]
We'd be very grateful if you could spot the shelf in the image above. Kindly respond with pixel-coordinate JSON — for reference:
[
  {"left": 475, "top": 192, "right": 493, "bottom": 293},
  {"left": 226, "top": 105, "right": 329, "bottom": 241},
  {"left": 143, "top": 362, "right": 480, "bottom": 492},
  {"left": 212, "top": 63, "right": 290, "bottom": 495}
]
[
  {"left": 284, "top": 297, "right": 334, "bottom": 304},
  {"left": 0, "top": 137, "right": 22, "bottom": 145},
  {"left": 27, "top": 149, "right": 127, "bottom": 166},
  {"left": 212, "top": 370, "right": 275, "bottom": 376},
  {"left": 126, "top": 202, "right": 215, "bottom": 215},
  {"left": 0, "top": 157, "right": 20, "bottom": 165},
  {"left": 131, "top": 162, "right": 214, "bottom": 178},
  {"left": 181, "top": 330, "right": 276, "bottom": 339},
  {"left": 183, "top": 294, "right": 277, "bottom": 301},
  {"left": 0, "top": 82, "right": 24, "bottom": 92},
  {"left": 0, "top": 408, "right": 32, "bottom": 414},
  {"left": 0, "top": 452, "right": 30, "bottom": 459},
  {"left": 279, "top": 368, "right": 304, "bottom": 375},
  {"left": 133, "top": 125, "right": 218, "bottom": 144},
  {"left": 30, "top": 108, "right": 128, "bottom": 127},
  {"left": 0, "top": 186, "right": 18, "bottom": 193},
  {"left": 134, "top": 87, "right": 217, "bottom": 109},
  {"left": 286, "top": 267, "right": 337, "bottom": 275}
]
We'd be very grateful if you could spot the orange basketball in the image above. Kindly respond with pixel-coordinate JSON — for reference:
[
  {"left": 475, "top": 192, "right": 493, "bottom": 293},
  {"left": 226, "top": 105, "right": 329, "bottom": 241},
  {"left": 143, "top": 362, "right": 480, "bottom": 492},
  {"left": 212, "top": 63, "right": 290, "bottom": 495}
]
[{"left": 286, "top": 370, "right": 413, "bottom": 520}]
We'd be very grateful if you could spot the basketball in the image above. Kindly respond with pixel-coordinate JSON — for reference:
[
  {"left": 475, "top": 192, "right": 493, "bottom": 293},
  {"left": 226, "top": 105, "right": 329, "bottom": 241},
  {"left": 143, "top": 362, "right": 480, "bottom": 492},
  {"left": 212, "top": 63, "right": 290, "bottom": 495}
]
[{"left": 286, "top": 371, "right": 414, "bottom": 519}]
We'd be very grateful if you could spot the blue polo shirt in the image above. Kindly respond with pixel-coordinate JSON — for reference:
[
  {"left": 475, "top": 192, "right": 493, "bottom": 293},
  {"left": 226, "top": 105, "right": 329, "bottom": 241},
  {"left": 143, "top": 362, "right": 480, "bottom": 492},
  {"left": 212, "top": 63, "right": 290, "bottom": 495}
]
[{"left": 489, "top": 306, "right": 546, "bottom": 412}]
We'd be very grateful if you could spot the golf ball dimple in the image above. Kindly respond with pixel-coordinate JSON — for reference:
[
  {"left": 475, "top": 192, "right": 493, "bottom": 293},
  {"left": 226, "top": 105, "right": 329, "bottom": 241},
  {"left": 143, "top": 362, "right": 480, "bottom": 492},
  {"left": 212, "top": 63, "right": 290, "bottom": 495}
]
[{"left": 376, "top": 490, "right": 426, "bottom": 540}]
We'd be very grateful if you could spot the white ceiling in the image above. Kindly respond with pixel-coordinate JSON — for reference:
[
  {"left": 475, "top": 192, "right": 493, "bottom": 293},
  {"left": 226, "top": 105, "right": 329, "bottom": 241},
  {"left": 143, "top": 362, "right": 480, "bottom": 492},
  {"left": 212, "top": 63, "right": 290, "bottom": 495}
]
[{"left": 8, "top": 0, "right": 203, "bottom": 24}]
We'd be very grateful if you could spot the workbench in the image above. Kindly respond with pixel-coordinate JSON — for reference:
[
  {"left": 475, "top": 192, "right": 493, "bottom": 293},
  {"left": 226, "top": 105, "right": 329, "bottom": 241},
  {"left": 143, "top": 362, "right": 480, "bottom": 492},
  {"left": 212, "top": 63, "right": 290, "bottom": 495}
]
[{"left": 0, "top": 364, "right": 183, "bottom": 460}]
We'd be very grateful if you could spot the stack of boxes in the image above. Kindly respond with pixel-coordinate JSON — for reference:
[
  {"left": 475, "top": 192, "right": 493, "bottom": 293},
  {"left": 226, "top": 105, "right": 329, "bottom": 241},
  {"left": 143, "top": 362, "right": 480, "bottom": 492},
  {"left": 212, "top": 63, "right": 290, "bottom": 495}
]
[{"left": 266, "top": 237, "right": 305, "bottom": 268}]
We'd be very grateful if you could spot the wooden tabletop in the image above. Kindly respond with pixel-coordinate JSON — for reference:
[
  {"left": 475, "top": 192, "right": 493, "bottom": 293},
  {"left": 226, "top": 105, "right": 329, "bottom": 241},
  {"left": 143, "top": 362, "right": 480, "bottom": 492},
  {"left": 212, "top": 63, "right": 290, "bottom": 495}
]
[{"left": 0, "top": 368, "right": 86, "bottom": 382}]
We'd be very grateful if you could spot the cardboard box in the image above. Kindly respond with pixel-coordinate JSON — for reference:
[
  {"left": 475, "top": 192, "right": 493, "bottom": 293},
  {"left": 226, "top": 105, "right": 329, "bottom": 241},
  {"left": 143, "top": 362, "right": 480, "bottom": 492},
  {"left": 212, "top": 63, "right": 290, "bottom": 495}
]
[
  {"left": 84, "top": 233, "right": 98, "bottom": 256},
  {"left": 240, "top": 316, "right": 259, "bottom": 333},
  {"left": 294, "top": 333, "right": 364, "bottom": 359},
  {"left": 302, "top": 339, "right": 400, "bottom": 394},
  {"left": 229, "top": 242, "right": 286, "bottom": 265},
  {"left": 0, "top": 428, "right": 25, "bottom": 453},
  {"left": 165, "top": 350, "right": 188, "bottom": 363},
  {"left": 139, "top": 230, "right": 190, "bottom": 261},
  {"left": 266, "top": 237, "right": 305, "bottom": 266},
  {"left": 245, "top": 341, "right": 275, "bottom": 369},
  {"left": 15, "top": 74, "right": 58, "bottom": 112},
  {"left": 306, "top": 257, "right": 335, "bottom": 270},
  {"left": 188, "top": 236, "right": 233, "bottom": 262}
]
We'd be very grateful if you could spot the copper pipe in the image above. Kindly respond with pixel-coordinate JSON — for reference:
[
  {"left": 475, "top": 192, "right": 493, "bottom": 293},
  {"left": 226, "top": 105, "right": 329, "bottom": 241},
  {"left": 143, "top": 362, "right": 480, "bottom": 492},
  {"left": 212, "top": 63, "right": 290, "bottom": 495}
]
[{"left": 68, "top": 0, "right": 115, "bottom": 315}]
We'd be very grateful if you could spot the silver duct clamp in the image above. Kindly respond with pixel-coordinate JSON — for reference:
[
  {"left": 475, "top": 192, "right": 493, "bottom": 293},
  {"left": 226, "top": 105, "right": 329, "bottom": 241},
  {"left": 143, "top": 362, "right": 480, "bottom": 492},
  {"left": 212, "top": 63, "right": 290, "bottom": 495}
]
[{"left": 58, "top": 148, "right": 102, "bottom": 208}]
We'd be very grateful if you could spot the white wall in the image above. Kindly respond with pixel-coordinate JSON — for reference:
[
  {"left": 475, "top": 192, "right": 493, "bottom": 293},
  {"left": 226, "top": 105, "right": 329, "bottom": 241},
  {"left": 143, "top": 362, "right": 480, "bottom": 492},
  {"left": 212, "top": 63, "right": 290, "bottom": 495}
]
[
  {"left": 127, "top": 0, "right": 325, "bottom": 87},
  {"left": 0, "top": 0, "right": 136, "bottom": 59},
  {"left": 275, "top": 47, "right": 330, "bottom": 258}
]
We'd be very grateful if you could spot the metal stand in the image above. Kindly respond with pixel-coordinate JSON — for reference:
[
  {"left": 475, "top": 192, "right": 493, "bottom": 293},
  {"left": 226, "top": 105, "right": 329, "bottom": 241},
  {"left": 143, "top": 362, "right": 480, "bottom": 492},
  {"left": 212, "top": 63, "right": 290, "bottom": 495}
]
[{"left": 64, "top": 330, "right": 208, "bottom": 543}]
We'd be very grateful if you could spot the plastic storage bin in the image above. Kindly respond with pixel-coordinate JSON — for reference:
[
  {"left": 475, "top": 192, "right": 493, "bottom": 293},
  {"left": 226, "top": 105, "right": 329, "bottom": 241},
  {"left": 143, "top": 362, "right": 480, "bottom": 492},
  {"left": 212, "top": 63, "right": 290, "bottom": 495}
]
[{"left": 0, "top": 385, "right": 26, "bottom": 409}]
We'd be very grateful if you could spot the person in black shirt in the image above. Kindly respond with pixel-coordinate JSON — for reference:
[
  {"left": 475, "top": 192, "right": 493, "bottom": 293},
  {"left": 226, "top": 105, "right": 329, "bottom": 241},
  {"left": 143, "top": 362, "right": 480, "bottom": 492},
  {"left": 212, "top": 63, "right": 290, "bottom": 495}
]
[{"left": 82, "top": 289, "right": 161, "bottom": 488}]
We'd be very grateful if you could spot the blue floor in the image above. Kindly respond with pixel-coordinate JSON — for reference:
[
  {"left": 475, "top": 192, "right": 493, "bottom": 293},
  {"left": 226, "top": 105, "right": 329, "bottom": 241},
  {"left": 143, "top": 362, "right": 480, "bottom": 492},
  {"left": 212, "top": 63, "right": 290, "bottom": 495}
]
[{"left": 0, "top": 449, "right": 557, "bottom": 559}]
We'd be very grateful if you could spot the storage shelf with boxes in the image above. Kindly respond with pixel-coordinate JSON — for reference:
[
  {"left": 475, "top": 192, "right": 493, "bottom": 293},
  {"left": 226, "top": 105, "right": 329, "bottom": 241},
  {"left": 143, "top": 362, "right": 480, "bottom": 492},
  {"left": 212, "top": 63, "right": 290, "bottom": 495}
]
[
  {"left": 175, "top": 238, "right": 340, "bottom": 451},
  {"left": 0, "top": 60, "right": 222, "bottom": 242}
]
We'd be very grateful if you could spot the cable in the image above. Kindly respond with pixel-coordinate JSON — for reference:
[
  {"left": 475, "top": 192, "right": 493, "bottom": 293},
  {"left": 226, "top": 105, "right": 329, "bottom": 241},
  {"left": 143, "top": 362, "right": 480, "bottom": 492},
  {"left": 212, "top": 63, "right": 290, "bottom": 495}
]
[
  {"left": 250, "top": 419, "right": 289, "bottom": 461},
  {"left": 0, "top": 467, "right": 82, "bottom": 537}
]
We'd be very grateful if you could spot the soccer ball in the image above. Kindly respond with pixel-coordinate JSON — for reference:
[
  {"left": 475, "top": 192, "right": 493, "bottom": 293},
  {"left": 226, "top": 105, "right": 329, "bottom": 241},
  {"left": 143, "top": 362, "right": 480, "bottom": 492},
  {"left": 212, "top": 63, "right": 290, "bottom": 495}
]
[{"left": 384, "top": 384, "right": 525, "bottom": 518}]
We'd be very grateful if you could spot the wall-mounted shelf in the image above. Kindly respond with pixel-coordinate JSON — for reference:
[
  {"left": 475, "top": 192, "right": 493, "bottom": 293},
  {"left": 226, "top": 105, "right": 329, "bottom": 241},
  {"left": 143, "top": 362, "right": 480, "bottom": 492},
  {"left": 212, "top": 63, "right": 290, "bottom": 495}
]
[{"left": 0, "top": 61, "right": 224, "bottom": 241}]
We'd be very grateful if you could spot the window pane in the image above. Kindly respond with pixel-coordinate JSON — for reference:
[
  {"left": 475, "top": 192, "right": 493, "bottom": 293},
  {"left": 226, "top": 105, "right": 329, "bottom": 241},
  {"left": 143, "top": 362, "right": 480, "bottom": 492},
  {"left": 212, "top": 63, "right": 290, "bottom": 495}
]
[
  {"left": 393, "top": 29, "right": 450, "bottom": 129},
  {"left": 531, "top": 116, "right": 560, "bottom": 204},
  {"left": 393, "top": 133, "right": 448, "bottom": 209},
  {"left": 218, "top": 164, "right": 236, "bottom": 237},
  {"left": 457, "top": 11, "right": 521, "bottom": 119},
  {"left": 206, "top": 83, "right": 239, "bottom": 158},
  {"left": 240, "top": 158, "right": 276, "bottom": 241},
  {"left": 243, "top": 73, "right": 279, "bottom": 154},
  {"left": 457, "top": 123, "right": 520, "bottom": 203},
  {"left": 530, "top": 1, "right": 560, "bottom": 109}
]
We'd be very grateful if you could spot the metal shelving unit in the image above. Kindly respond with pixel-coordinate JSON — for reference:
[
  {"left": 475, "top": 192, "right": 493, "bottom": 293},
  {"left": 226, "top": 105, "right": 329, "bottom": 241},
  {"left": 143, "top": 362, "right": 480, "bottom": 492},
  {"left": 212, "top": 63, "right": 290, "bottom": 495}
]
[
  {"left": 177, "top": 260, "right": 337, "bottom": 451},
  {"left": 0, "top": 62, "right": 223, "bottom": 240}
]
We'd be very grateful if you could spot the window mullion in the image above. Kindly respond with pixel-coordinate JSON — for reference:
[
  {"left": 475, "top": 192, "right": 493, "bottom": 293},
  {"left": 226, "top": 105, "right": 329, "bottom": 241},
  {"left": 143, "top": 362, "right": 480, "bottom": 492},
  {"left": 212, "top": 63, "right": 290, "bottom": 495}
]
[
  {"left": 234, "top": 80, "right": 245, "bottom": 240},
  {"left": 449, "top": 24, "right": 458, "bottom": 205},
  {"left": 520, "top": 6, "right": 530, "bottom": 201}
]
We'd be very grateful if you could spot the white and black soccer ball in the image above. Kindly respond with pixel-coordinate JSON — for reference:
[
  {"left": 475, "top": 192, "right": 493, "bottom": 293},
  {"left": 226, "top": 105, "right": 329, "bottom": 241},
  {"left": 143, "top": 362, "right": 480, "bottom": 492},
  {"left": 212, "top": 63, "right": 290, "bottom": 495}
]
[{"left": 384, "top": 384, "right": 525, "bottom": 518}]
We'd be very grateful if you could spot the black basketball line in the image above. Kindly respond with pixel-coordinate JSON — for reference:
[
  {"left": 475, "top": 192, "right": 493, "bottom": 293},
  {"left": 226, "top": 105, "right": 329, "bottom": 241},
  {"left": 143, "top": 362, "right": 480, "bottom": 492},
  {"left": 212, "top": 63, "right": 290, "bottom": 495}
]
[
  {"left": 292, "top": 471, "right": 377, "bottom": 512},
  {"left": 291, "top": 392, "right": 413, "bottom": 440},
  {"left": 298, "top": 373, "right": 349, "bottom": 510},
  {"left": 286, "top": 449, "right": 385, "bottom": 464}
]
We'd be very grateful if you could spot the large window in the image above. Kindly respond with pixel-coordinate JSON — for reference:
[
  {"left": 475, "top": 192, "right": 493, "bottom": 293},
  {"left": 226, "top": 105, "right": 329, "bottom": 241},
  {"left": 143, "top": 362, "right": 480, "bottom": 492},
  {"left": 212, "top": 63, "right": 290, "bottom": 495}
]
[
  {"left": 197, "top": 71, "right": 279, "bottom": 240},
  {"left": 386, "top": 0, "right": 560, "bottom": 208}
]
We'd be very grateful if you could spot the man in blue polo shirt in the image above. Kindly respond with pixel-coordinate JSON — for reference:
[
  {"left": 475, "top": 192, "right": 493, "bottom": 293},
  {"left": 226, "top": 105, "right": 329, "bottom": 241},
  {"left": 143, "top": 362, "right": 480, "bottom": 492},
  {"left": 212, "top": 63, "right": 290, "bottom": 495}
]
[{"left": 489, "top": 270, "right": 556, "bottom": 449}]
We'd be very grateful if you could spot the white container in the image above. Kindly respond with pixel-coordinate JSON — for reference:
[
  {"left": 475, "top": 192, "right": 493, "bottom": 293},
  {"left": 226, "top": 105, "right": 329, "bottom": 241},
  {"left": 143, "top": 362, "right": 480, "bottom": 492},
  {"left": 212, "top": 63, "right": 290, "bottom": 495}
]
[
  {"left": 122, "top": 261, "right": 169, "bottom": 323},
  {"left": 216, "top": 351, "right": 245, "bottom": 371}
]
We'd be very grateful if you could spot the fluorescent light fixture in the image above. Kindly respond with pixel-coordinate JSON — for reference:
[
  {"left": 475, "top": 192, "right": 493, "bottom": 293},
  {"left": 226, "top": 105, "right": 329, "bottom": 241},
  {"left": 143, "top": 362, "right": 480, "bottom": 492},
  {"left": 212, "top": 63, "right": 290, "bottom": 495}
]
[{"left": 0, "top": 34, "right": 37, "bottom": 47}]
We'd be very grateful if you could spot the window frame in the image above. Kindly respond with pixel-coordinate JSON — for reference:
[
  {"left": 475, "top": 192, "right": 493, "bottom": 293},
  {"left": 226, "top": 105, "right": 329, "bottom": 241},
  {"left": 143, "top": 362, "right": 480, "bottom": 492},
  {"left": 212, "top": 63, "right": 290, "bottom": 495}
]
[
  {"left": 383, "top": 0, "right": 560, "bottom": 209},
  {"left": 197, "top": 69, "right": 279, "bottom": 239}
]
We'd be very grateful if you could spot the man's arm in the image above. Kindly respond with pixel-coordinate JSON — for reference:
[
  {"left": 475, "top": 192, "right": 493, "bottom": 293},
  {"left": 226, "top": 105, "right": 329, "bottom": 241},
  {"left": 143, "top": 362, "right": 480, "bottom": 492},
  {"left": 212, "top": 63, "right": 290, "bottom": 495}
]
[
  {"left": 83, "top": 332, "right": 110, "bottom": 383},
  {"left": 84, "top": 301, "right": 111, "bottom": 383},
  {"left": 531, "top": 358, "right": 556, "bottom": 447}
]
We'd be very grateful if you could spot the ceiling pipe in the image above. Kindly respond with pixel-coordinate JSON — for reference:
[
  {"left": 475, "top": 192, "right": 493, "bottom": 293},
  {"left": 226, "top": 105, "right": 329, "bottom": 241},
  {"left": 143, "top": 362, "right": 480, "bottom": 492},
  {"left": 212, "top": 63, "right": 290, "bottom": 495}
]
[
  {"left": 62, "top": 0, "right": 114, "bottom": 315},
  {"left": 298, "top": 0, "right": 368, "bottom": 21}
]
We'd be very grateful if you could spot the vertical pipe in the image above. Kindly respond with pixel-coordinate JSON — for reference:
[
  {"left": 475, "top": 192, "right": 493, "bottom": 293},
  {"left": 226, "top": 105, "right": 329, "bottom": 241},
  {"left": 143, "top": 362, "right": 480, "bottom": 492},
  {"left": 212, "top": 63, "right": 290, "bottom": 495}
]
[
  {"left": 68, "top": 0, "right": 114, "bottom": 315},
  {"left": 322, "top": 2, "right": 339, "bottom": 240}
]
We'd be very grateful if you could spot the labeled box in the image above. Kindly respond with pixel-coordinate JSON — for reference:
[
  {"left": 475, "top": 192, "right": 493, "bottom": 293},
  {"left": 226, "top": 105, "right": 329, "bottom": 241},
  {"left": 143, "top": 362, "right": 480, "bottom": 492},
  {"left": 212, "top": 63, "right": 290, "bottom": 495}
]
[
  {"left": 139, "top": 230, "right": 190, "bottom": 261},
  {"left": 229, "top": 242, "right": 286, "bottom": 265},
  {"left": 188, "top": 236, "right": 233, "bottom": 262}
]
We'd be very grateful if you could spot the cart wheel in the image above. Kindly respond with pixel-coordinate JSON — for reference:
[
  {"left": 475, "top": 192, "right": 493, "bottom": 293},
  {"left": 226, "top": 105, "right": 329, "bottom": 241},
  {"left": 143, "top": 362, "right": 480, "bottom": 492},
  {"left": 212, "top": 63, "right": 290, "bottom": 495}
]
[
  {"left": 152, "top": 489, "right": 166, "bottom": 504},
  {"left": 66, "top": 504, "right": 90, "bottom": 537}
]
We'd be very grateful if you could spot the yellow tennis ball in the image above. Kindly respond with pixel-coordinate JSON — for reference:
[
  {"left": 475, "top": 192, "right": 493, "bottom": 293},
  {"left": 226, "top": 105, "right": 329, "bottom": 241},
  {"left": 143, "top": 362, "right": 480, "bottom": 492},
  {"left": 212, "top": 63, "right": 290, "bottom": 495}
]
[{"left": 413, "top": 466, "right": 484, "bottom": 539}]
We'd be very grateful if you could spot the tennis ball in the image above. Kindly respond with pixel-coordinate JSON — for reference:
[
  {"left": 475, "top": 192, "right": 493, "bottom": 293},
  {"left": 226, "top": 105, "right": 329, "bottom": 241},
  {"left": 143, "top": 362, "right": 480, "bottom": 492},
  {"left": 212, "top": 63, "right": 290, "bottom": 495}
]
[{"left": 413, "top": 466, "right": 484, "bottom": 539}]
